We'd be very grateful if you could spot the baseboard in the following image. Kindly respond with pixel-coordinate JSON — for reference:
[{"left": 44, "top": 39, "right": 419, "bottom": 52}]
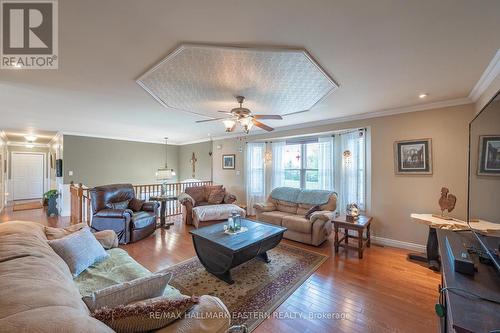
[{"left": 371, "top": 236, "right": 425, "bottom": 253}]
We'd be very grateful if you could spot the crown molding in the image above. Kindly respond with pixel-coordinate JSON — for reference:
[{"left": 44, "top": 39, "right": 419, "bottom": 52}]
[
  {"left": 0, "top": 131, "right": 7, "bottom": 143},
  {"left": 60, "top": 131, "right": 182, "bottom": 145},
  {"left": 179, "top": 97, "right": 472, "bottom": 145},
  {"left": 6, "top": 141, "right": 50, "bottom": 148},
  {"left": 469, "top": 49, "right": 500, "bottom": 102}
]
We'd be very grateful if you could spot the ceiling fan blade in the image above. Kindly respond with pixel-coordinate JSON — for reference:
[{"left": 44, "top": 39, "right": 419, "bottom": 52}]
[
  {"left": 253, "top": 115, "right": 283, "bottom": 120},
  {"left": 282, "top": 110, "right": 309, "bottom": 117},
  {"left": 195, "top": 117, "right": 226, "bottom": 123},
  {"left": 218, "top": 111, "right": 233, "bottom": 115},
  {"left": 252, "top": 119, "right": 274, "bottom": 132}
]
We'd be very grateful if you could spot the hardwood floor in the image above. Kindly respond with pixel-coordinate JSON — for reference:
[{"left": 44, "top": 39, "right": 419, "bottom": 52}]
[{"left": 0, "top": 205, "right": 441, "bottom": 333}]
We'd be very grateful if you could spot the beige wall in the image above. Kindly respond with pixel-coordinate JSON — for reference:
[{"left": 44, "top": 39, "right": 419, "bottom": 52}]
[
  {"left": 469, "top": 99, "right": 500, "bottom": 222},
  {"left": 212, "top": 138, "right": 246, "bottom": 201},
  {"left": 63, "top": 135, "right": 179, "bottom": 187},
  {"left": 178, "top": 141, "right": 212, "bottom": 181},
  {"left": 210, "top": 104, "right": 475, "bottom": 245}
]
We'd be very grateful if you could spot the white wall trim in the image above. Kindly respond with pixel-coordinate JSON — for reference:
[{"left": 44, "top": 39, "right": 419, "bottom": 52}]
[
  {"left": 6, "top": 141, "right": 50, "bottom": 148},
  {"left": 469, "top": 49, "right": 500, "bottom": 102},
  {"left": 60, "top": 131, "right": 180, "bottom": 145},
  {"left": 180, "top": 97, "right": 472, "bottom": 145},
  {"left": 371, "top": 236, "right": 425, "bottom": 253}
]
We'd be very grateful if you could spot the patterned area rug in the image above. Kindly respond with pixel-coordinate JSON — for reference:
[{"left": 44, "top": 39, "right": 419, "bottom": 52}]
[{"left": 162, "top": 243, "right": 327, "bottom": 331}]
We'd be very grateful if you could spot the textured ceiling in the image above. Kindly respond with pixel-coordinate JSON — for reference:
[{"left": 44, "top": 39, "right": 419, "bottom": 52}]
[{"left": 137, "top": 45, "right": 337, "bottom": 118}]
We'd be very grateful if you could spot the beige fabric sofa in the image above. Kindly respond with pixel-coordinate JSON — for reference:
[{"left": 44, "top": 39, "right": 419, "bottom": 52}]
[
  {"left": 0, "top": 221, "right": 230, "bottom": 333},
  {"left": 254, "top": 189, "right": 337, "bottom": 246}
]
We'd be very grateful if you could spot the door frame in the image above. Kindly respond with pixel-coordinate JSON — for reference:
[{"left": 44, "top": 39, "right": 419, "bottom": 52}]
[{"left": 11, "top": 151, "right": 47, "bottom": 201}]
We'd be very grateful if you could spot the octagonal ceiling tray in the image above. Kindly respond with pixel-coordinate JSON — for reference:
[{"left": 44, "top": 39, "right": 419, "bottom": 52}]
[{"left": 137, "top": 44, "right": 338, "bottom": 118}]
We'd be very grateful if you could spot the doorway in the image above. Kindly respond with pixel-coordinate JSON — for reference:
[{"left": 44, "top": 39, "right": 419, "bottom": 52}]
[{"left": 11, "top": 152, "right": 45, "bottom": 201}]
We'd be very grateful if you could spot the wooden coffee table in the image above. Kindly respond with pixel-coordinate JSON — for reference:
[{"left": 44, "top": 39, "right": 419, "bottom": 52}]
[
  {"left": 332, "top": 215, "right": 372, "bottom": 259},
  {"left": 190, "top": 219, "right": 287, "bottom": 284}
]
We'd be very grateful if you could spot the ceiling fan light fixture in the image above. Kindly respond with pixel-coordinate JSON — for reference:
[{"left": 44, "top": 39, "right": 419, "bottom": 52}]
[{"left": 223, "top": 119, "right": 236, "bottom": 132}]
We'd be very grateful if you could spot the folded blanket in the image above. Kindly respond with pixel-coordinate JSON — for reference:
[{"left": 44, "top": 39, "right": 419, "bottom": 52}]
[
  {"left": 270, "top": 187, "right": 335, "bottom": 206},
  {"left": 270, "top": 187, "right": 301, "bottom": 203},
  {"left": 296, "top": 189, "right": 335, "bottom": 206}
]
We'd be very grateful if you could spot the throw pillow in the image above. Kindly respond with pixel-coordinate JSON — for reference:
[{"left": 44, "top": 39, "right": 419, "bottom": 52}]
[
  {"left": 92, "top": 295, "right": 198, "bottom": 333},
  {"left": 207, "top": 188, "right": 226, "bottom": 204},
  {"left": 44, "top": 223, "right": 85, "bottom": 240},
  {"left": 106, "top": 200, "right": 130, "bottom": 210},
  {"left": 83, "top": 272, "right": 172, "bottom": 311},
  {"left": 128, "top": 198, "right": 145, "bottom": 212},
  {"left": 305, "top": 205, "right": 321, "bottom": 219},
  {"left": 48, "top": 227, "right": 109, "bottom": 277}
]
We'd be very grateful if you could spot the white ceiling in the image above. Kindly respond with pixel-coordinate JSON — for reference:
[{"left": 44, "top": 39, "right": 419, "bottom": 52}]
[
  {"left": 0, "top": 0, "right": 499, "bottom": 144},
  {"left": 137, "top": 45, "right": 337, "bottom": 117}
]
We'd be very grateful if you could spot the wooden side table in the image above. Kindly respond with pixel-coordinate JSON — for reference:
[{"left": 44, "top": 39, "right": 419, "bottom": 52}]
[
  {"left": 331, "top": 215, "right": 372, "bottom": 259},
  {"left": 149, "top": 195, "right": 178, "bottom": 229}
]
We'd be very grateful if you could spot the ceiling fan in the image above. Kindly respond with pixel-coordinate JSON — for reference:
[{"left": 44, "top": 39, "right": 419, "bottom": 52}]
[{"left": 196, "top": 96, "right": 308, "bottom": 133}]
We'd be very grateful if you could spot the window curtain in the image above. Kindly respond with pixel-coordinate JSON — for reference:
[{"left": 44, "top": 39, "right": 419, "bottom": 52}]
[
  {"left": 317, "top": 136, "right": 334, "bottom": 190},
  {"left": 271, "top": 141, "right": 286, "bottom": 190},
  {"left": 333, "top": 129, "right": 366, "bottom": 214},
  {"left": 245, "top": 142, "right": 266, "bottom": 215}
]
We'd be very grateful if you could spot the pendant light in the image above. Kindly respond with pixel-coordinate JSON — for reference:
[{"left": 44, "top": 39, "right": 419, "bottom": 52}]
[{"left": 156, "top": 137, "right": 176, "bottom": 180}]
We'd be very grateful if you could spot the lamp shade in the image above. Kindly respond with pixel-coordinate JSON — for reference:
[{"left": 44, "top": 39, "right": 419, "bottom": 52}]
[{"left": 156, "top": 168, "right": 176, "bottom": 180}]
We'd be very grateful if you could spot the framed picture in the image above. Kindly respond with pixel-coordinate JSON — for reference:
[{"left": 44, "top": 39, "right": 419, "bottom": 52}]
[
  {"left": 394, "top": 139, "right": 432, "bottom": 175},
  {"left": 477, "top": 135, "right": 500, "bottom": 176},
  {"left": 222, "top": 154, "right": 235, "bottom": 169}
]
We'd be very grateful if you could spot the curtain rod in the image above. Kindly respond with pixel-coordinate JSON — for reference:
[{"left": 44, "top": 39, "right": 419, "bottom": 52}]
[{"left": 246, "top": 127, "right": 367, "bottom": 143}]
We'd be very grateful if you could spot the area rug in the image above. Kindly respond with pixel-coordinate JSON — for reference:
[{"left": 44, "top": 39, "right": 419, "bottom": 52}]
[
  {"left": 162, "top": 243, "right": 327, "bottom": 331},
  {"left": 13, "top": 201, "right": 43, "bottom": 211}
]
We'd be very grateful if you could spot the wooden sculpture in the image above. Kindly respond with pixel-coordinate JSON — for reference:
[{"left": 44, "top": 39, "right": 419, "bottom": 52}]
[
  {"left": 189, "top": 152, "right": 197, "bottom": 178},
  {"left": 432, "top": 187, "right": 457, "bottom": 220}
]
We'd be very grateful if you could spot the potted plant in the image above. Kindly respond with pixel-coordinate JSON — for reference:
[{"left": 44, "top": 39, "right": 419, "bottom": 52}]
[{"left": 43, "top": 190, "right": 59, "bottom": 217}]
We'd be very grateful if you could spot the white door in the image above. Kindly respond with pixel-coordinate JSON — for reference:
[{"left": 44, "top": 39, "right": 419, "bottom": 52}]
[{"left": 12, "top": 153, "right": 44, "bottom": 200}]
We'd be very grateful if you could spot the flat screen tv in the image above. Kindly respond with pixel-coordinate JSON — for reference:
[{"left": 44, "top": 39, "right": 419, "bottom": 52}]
[{"left": 468, "top": 89, "right": 500, "bottom": 272}]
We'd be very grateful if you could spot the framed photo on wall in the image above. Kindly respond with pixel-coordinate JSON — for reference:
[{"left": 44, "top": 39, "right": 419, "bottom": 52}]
[
  {"left": 394, "top": 138, "right": 432, "bottom": 175},
  {"left": 477, "top": 135, "right": 500, "bottom": 176},
  {"left": 222, "top": 154, "right": 235, "bottom": 169}
]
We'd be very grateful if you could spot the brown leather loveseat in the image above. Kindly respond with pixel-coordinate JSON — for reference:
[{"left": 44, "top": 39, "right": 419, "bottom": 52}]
[{"left": 90, "top": 184, "right": 159, "bottom": 244}]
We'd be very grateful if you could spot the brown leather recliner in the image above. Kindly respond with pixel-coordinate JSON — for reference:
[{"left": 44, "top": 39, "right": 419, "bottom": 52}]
[{"left": 90, "top": 184, "right": 159, "bottom": 244}]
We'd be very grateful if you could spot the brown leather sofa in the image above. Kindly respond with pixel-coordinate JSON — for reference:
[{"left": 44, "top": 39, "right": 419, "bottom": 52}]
[
  {"left": 254, "top": 188, "right": 337, "bottom": 246},
  {"left": 178, "top": 184, "right": 237, "bottom": 226},
  {"left": 90, "top": 184, "right": 159, "bottom": 244}
]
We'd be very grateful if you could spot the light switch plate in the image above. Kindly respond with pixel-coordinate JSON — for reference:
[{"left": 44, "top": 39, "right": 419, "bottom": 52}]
[
  {"left": 68, "top": 171, "right": 73, "bottom": 176},
  {"left": 236, "top": 170, "right": 240, "bottom": 176}
]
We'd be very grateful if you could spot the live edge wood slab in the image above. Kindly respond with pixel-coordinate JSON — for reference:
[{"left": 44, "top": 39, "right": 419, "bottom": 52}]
[{"left": 189, "top": 219, "right": 287, "bottom": 284}]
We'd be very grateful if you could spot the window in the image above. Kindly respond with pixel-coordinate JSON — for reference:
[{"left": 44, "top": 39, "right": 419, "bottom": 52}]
[
  {"left": 270, "top": 129, "right": 367, "bottom": 213},
  {"left": 279, "top": 140, "right": 329, "bottom": 190},
  {"left": 246, "top": 142, "right": 266, "bottom": 215}
]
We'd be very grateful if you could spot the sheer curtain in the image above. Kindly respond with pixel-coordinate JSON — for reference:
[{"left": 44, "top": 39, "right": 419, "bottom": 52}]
[
  {"left": 333, "top": 129, "right": 366, "bottom": 214},
  {"left": 246, "top": 142, "right": 266, "bottom": 215},
  {"left": 317, "top": 136, "right": 334, "bottom": 190},
  {"left": 271, "top": 141, "right": 286, "bottom": 190}
]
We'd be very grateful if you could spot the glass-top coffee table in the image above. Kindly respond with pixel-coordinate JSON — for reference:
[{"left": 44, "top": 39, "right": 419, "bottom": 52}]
[{"left": 189, "top": 219, "right": 287, "bottom": 284}]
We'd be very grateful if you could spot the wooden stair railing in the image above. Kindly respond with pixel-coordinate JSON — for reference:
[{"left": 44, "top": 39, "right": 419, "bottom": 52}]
[{"left": 70, "top": 180, "right": 213, "bottom": 225}]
